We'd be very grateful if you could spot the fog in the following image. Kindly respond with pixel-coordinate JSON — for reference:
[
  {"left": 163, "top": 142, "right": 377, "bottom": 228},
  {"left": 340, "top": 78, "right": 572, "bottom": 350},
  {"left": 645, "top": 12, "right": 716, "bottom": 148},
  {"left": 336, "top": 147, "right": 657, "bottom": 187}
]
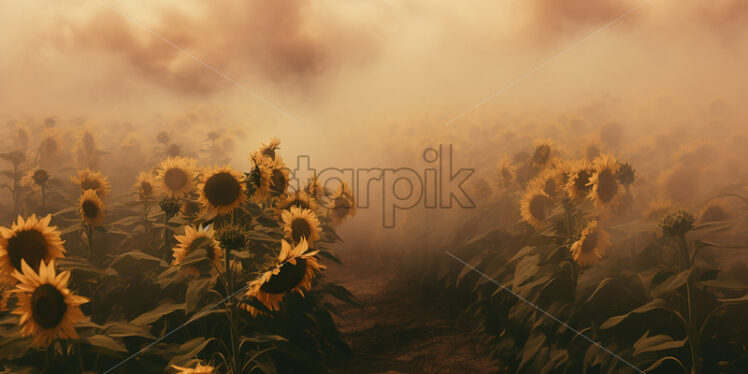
[{"left": 2, "top": 0, "right": 748, "bottom": 247}]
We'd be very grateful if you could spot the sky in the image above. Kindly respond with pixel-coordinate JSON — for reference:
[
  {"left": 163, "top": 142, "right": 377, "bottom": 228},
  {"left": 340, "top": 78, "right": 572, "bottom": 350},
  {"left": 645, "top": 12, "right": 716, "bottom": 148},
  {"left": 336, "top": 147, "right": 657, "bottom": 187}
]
[{"left": 1, "top": 0, "right": 747, "bottom": 167}]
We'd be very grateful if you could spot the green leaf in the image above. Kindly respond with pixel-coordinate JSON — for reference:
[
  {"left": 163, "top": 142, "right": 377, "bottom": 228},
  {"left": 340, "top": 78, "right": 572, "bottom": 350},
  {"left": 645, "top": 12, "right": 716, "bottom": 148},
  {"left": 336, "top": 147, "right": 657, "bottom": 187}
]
[
  {"left": 131, "top": 301, "right": 186, "bottom": 326},
  {"left": 718, "top": 293, "right": 748, "bottom": 303},
  {"left": 651, "top": 269, "right": 692, "bottom": 298},
  {"left": 167, "top": 337, "right": 213, "bottom": 368},
  {"left": 513, "top": 254, "right": 540, "bottom": 288},
  {"left": 101, "top": 321, "right": 155, "bottom": 340},
  {"left": 519, "top": 333, "right": 546, "bottom": 371},
  {"left": 83, "top": 334, "right": 127, "bottom": 353},
  {"left": 185, "top": 276, "right": 217, "bottom": 313},
  {"left": 583, "top": 277, "right": 614, "bottom": 304},
  {"left": 600, "top": 299, "right": 669, "bottom": 329},
  {"left": 633, "top": 331, "right": 686, "bottom": 356},
  {"left": 643, "top": 356, "right": 687, "bottom": 372}
]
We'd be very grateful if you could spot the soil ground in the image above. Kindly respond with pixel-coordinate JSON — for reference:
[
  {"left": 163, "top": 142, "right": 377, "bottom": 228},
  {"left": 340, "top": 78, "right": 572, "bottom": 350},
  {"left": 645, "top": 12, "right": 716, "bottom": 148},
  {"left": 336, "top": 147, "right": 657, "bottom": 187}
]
[{"left": 326, "top": 249, "right": 496, "bottom": 374}]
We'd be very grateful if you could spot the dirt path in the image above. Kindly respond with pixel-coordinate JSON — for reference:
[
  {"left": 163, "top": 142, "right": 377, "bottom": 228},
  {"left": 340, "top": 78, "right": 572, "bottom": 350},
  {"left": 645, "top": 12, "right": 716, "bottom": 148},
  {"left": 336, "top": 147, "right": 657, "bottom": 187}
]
[{"left": 327, "top": 250, "right": 496, "bottom": 374}]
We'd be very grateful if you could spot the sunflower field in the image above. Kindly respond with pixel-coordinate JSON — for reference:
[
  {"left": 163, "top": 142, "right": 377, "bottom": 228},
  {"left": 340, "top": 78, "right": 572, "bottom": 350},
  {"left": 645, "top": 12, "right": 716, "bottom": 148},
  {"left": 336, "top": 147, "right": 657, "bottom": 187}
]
[
  {"left": 0, "top": 124, "right": 358, "bottom": 373},
  {"left": 417, "top": 136, "right": 748, "bottom": 374}
]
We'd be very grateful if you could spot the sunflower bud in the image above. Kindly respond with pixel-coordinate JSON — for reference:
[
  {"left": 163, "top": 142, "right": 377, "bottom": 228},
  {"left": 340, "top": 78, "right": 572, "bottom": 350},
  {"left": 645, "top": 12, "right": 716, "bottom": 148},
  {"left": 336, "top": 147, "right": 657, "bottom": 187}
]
[
  {"left": 159, "top": 198, "right": 181, "bottom": 219},
  {"left": 156, "top": 131, "right": 170, "bottom": 144},
  {"left": 616, "top": 162, "right": 636, "bottom": 186},
  {"left": 216, "top": 225, "right": 248, "bottom": 251},
  {"left": 660, "top": 210, "right": 695, "bottom": 236}
]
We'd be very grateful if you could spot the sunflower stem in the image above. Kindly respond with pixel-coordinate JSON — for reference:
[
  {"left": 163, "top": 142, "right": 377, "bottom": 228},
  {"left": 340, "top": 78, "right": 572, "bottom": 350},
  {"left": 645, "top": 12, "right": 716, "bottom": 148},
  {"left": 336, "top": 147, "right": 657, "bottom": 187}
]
[
  {"left": 677, "top": 233, "right": 700, "bottom": 374},
  {"left": 86, "top": 224, "right": 95, "bottom": 261}
]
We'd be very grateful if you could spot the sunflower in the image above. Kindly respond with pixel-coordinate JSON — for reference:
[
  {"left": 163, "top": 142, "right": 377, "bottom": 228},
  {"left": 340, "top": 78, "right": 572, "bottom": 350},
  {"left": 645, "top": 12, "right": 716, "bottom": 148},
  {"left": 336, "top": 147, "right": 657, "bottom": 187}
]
[
  {"left": 528, "top": 167, "right": 564, "bottom": 197},
  {"left": 171, "top": 362, "right": 214, "bottom": 374},
  {"left": 269, "top": 156, "right": 290, "bottom": 197},
  {"left": 304, "top": 175, "right": 326, "bottom": 202},
  {"left": 39, "top": 128, "right": 61, "bottom": 165},
  {"left": 244, "top": 239, "right": 324, "bottom": 316},
  {"left": 531, "top": 138, "right": 555, "bottom": 168},
  {"left": 155, "top": 156, "right": 198, "bottom": 199},
  {"left": 197, "top": 166, "right": 247, "bottom": 217},
  {"left": 258, "top": 137, "right": 281, "bottom": 160},
  {"left": 570, "top": 220, "right": 610, "bottom": 266},
  {"left": 276, "top": 190, "right": 318, "bottom": 215},
  {"left": 134, "top": 171, "right": 156, "bottom": 200},
  {"left": 587, "top": 154, "right": 622, "bottom": 211},
  {"left": 10, "top": 260, "right": 88, "bottom": 347},
  {"left": 71, "top": 169, "right": 111, "bottom": 199},
  {"left": 75, "top": 128, "right": 99, "bottom": 169},
  {"left": 643, "top": 199, "right": 673, "bottom": 221},
  {"left": 21, "top": 167, "right": 49, "bottom": 193},
  {"left": 172, "top": 226, "right": 224, "bottom": 272},
  {"left": 0, "top": 214, "right": 65, "bottom": 277},
  {"left": 328, "top": 182, "right": 356, "bottom": 226},
  {"left": 496, "top": 157, "right": 515, "bottom": 188},
  {"left": 281, "top": 207, "right": 321, "bottom": 246},
  {"left": 13, "top": 124, "right": 29, "bottom": 149},
  {"left": 247, "top": 153, "right": 274, "bottom": 203},
  {"left": 564, "top": 160, "right": 594, "bottom": 201},
  {"left": 79, "top": 190, "right": 105, "bottom": 226},
  {"left": 520, "top": 187, "right": 554, "bottom": 229}
]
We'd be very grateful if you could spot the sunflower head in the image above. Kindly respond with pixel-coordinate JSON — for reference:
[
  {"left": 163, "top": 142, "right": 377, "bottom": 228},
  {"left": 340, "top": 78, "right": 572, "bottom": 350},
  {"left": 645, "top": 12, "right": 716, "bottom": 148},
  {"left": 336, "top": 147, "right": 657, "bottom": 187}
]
[
  {"left": 39, "top": 128, "right": 60, "bottom": 160},
  {"left": 587, "top": 154, "right": 622, "bottom": 211},
  {"left": 570, "top": 220, "right": 610, "bottom": 267},
  {"left": 528, "top": 168, "right": 564, "bottom": 197},
  {"left": 520, "top": 188, "right": 554, "bottom": 229},
  {"left": 167, "top": 144, "right": 182, "bottom": 157},
  {"left": 258, "top": 137, "right": 281, "bottom": 160},
  {"left": 21, "top": 167, "right": 49, "bottom": 192},
  {"left": 269, "top": 157, "right": 290, "bottom": 197},
  {"left": 244, "top": 239, "right": 324, "bottom": 315},
  {"left": 281, "top": 207, "right": 322, "bottom": 246},
  {"left": 71, "top": 169, "right": 111, "bottom": 200},
  {"left": 156, "top": 131, "right": 170, "bottom": 144},
  {"left": 328, "top": 183, "right": 356, "bottom": 226},
  {"left": 660, "top": 210, "right": 695, "bottom": 236},
  {"left": 216, "top": 225, "right": 248, "bottom": 251},
  {"left": 79, "top": 189, "right": 105, "bottom": 227},
  {"left": 304, "top": 175, "right": 326, "bottom": 201},
  {"left": 155, "top": 156, "right": 198, "bottom": 199},
  {"left": 564, "top": 160, "right": 594, "bottom": 201},
  {"left": 134, "top": 171, "right": 156, "bottom": 200},
  {"left": 13, "top": 124, "right": 29, "bottom": 149},
  {"left": 11, "top": 260, "right": 88, "bottom": 347},
  {"left": 643, "top": 199, "right": 673, "bottom": 221},
  {"left": 0, "top": 214, "right": 66, "bottom": 277},
  {"left": 171, "top": 362, "right": 214, "bottom": 374},
  {"left": 247, "top": 153, "right": 274, "bottom": 203},
  {"left": 276, "top": 190, "right": 318, "bottom": 214},
  {"left": 496, "top": 157, "right": 515, "bottom": 188},
  {"left": 616, "top": 162, "right": 636, "bottom": 186},
  {"left": 198, "top": 166, "right": 247, "bottom": 217},
  {"left": 531, "top": 138, "right": 555, "bottom": 168},
  {"left": 172, "top": 226, "right": 224, "bottom": 273}
]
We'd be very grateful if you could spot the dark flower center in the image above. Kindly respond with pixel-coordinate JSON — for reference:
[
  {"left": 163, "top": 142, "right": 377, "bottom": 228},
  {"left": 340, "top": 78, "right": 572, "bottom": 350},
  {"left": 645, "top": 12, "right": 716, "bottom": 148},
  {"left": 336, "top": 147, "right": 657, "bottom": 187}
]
[
  {"left": 7, "top": 229, "right": 48, "bottom": 272},
  {"left": 529, "top": 194, "right": 552, "bottom": 221},
  {"left": 204, "top": 172, "right": 241, "bottom": 207},
  {"left": 581, "top": 231, "right": 599, "bottom": 254},
  {"left": 596, "top": 170, "right": 618, "bottom": 203},
  {"left": 33, "top": 169, "right": 49, "bottom": 185},
  {"left": 544, "top": 178, "right": 558, "bottom": 196},
  {"left": 260, "top": 258, "right": 307, "bottom": 294},
  {"left": 82, "top": 200, "right": 100, "bottom": 218},
  {"left": 31, "top": 284, "right": 67, "bottom": 329},
  {"left": 333, "top": 197, "right": 352, "bottom": 217},
  {"left": 164, "top": 169, "right": 188, "bottom": 191},
  {"left": 141, "top": 182, "right": 153, "bottom": 197},
  {"left": 574, "top": 170, "right": 592, "bottom": 192},
  {"left": 270, "top": 169, "right": 287, "bottom": 196},
  {"left": 291, "top": 218, "right": 312, "bottom": 242},
  {"left": 533, "top": 145, "right": 551, "bottom": 165},
  {"left": 501, "top": 168, "right": 512, "bottom": 181}
]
